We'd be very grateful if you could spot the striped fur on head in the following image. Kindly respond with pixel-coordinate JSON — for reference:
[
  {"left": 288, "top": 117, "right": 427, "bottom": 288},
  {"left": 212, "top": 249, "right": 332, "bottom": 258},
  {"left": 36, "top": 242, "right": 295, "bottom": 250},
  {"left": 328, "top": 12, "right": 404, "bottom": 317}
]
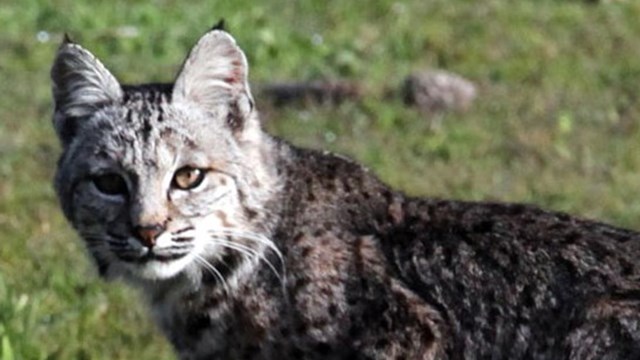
[{"left": 51, "top": 29, "right": 282, "bottom": 287}]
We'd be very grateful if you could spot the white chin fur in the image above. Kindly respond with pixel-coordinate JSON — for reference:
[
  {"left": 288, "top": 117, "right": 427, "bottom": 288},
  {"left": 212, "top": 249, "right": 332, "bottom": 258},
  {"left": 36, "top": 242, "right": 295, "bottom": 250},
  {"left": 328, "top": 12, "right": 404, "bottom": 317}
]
[{"left": 124, "top": 253, "right": 195, "bottom": 280}]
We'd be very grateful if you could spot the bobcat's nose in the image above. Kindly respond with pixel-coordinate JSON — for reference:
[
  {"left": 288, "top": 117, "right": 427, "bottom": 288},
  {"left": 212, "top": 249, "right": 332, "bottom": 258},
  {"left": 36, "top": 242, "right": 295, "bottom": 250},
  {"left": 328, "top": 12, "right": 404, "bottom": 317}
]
[{"left": 134, "top": 224, "right": 165, "bottom": 248}]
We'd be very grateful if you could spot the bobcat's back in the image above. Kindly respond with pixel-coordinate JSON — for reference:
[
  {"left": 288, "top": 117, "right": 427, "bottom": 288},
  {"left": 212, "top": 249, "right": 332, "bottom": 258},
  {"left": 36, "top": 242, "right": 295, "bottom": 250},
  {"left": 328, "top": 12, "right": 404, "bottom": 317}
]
[{"left": 384, "top": 198, "right": 640, "bottom": 358}]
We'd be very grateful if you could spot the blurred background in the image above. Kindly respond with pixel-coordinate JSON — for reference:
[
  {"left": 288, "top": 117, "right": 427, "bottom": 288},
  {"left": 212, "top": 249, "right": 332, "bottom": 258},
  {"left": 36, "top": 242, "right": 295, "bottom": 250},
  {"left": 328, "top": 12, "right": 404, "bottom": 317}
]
[{"left": 2, "top": 0, "right": 640, "bottom": 358}]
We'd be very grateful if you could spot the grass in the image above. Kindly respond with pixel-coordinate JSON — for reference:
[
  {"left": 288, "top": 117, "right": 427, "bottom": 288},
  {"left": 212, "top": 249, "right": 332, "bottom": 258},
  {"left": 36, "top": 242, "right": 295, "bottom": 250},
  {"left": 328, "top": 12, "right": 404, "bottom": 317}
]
[{"left": 2, "top": 0, "right": 640, "bottom": 358}]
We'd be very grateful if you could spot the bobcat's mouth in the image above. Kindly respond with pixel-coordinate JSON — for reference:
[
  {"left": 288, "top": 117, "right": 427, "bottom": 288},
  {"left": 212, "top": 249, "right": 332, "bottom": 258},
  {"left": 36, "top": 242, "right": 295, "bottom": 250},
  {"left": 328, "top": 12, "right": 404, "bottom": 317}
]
[
  {"left": 106, "top": 231, "right": 194, "bottom": 265},
  {"left": 139, "top": 252, "right": 188, "bottom": 263},
  {"left": 114, "top": 248, "right": 190, "bottom": 263},
  {"left": 115, "top": 245, "right": 197, "bottom": 280}
]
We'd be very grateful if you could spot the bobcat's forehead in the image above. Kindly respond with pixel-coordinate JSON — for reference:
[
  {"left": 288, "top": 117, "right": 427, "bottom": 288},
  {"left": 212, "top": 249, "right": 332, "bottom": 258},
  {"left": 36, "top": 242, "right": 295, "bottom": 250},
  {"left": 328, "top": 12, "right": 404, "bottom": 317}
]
[
  {"left": 117, "top": 89, "right": 174, "bottom": 156},
  {"left": 122, "top": 87, "right": 171, "bottom": 130},
  {"left": 78, "top": 88, "right": 232, "bottom": 172}
]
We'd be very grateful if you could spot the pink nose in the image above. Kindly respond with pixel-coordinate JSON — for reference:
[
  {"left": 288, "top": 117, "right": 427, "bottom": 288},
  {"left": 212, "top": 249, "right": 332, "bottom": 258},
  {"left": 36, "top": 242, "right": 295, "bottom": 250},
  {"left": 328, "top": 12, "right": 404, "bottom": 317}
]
[{"left": 134, "top": 225, "right": 164, "bottom": 248}]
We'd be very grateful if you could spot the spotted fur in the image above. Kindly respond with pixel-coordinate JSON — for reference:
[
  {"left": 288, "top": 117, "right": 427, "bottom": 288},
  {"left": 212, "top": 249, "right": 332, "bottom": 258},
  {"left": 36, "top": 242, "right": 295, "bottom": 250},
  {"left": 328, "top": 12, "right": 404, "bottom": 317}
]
[{"left": 52, "top": 28, "right": 640, "bottom": 359}]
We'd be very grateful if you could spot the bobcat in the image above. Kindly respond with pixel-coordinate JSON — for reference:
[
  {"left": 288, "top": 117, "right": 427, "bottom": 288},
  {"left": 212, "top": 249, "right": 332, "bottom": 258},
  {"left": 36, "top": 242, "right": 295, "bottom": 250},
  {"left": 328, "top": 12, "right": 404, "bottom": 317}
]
[{"left": 51, "top": 25, "right": 640, "bottom": 359}]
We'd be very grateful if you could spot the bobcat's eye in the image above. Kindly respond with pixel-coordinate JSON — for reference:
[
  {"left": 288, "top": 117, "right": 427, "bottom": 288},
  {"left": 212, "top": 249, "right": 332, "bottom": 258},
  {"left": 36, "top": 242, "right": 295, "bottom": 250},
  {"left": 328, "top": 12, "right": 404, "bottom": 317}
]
[
  {"left": 92, "top": 173, "right": 128, "bottom": 196},
  {"left": 173, "top": 167, "right": 206, "bottom": 190}
]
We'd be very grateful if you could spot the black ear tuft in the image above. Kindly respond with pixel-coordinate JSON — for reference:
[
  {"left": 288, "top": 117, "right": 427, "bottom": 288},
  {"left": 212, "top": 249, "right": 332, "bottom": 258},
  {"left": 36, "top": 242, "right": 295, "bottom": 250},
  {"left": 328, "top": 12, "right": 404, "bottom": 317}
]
[
  {"left": 211, "top": 19, "right": 226, "bottom": 32},
  {"left": 62, "top": 32, "right": 74, "bottom": 44}
]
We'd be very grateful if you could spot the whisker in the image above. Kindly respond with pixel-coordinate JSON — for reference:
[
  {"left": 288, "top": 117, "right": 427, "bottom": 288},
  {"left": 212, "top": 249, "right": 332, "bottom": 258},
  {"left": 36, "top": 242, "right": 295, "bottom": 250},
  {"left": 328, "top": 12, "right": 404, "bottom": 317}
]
[
  {"left": 206, "top": 239, "right": 269, "bottom": 278},
  {"left": 174, "top": 226, "right": 194, "bottom": 235},
  {"left": 209, "top": 237, "right": 283, "bottom": 284},
  {"left": 204, "top": 229, "right": 287, "bottom": 296},
  {"left": 106, "top": 241, "right": 129, "bottom": 249},
  {"left": 166, "top": 244, "right": 193, "bottom": 251},
  {"left": 213, "top": 229, "right": 285, "bottom": 268},
  {"left": 106, "top": 231, "right": 128, "bottom": 240},
  {"left": 208, "top": 237, "right": 256, "bottom": 262},
  {"left": 193, "top": 254, "right": 229, "bottom": 295}
]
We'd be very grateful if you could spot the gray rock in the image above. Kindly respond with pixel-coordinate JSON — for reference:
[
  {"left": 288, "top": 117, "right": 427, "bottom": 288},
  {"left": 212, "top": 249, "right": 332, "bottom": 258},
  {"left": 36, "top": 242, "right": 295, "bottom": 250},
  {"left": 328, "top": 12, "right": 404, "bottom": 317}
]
[{"left": 403, "top": 70, "right": 477, "bottom": 113}]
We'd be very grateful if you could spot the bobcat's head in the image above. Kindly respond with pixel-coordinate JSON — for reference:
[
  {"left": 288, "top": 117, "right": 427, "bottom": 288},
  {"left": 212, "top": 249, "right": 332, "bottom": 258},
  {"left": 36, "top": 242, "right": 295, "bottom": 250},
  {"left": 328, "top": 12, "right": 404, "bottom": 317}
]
[{"left": 51, "top": 29, "right": 281, "bottom": 283}]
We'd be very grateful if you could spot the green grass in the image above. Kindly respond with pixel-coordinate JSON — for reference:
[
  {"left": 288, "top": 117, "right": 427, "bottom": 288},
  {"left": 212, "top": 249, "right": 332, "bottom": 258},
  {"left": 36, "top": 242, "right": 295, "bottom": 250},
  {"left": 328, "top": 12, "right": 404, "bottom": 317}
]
[{"left": 2, "top": 0, "right": 640, "bottom": 358}]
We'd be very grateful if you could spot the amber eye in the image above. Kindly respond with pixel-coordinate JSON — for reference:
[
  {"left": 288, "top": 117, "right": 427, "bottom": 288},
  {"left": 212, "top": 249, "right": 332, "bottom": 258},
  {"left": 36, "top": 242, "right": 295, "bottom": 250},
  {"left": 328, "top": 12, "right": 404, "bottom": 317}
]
[
  {"left": 172, "top": 167, "right": 206, "bottom": 190},
  {"left": 92, "top": 173, "right": 128, "bottom": 196}
]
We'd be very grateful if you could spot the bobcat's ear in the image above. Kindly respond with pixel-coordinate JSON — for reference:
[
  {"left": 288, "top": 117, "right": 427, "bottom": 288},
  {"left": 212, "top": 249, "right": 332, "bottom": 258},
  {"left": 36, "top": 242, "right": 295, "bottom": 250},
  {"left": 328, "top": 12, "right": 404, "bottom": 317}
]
[
  {"left": 51, "top": 40, "right": 122, "bottom": 144},
  {"left": 172, "top": 30, "right": 254, "bottom": 133}
]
